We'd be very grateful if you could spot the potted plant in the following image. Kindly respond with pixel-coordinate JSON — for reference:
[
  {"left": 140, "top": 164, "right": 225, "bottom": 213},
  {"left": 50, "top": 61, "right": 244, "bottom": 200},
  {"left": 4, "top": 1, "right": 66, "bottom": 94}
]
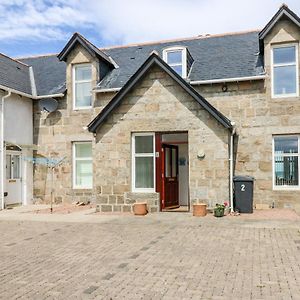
[
  {"left": 214, "top": 203, "right": 225, "bottom": 217},
  {"left": 223, "top": 202, "right": 230, "bottom": 216}
]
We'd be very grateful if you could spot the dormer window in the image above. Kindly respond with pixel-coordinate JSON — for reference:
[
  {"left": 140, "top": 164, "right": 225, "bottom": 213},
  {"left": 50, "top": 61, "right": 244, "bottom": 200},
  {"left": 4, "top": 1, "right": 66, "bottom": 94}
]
[
  {"left": 163, "top": 47, "right": 188, "bottom": 78},
  {"left": 73, "top": 64, "right": 92, "bottom": 109},
  {"left": 271, "top": 44, "right": 299, "bottom": 98}
]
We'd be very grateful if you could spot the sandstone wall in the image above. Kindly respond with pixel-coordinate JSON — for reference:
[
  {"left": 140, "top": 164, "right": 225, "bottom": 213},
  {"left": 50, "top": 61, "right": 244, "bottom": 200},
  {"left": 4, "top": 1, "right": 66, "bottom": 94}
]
[{"left": 94, "top": 65, "right": 229, "bottom": 212}]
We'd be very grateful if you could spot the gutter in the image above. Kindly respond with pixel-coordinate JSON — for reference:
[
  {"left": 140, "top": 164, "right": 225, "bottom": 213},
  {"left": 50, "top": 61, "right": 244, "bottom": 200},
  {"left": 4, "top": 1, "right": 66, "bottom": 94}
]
[
  {"left": 229, "top": 121, "right": 236, "bottom": 213},
  {"left": 93, "top": 87, "right": 121, "bottom": 93},
  {"left": 0, "top": 91, "right": 11, "bottom": 210},
  {"left": 190, "top": 75, "right": 266, "bottom": 85},
  {"left": 0, "top": 84, "right": 64, "bottom": 99},
  {"left": 35, "top": 94, "right": 65, "bottom": 99},
  {"left": 92, "top": 75, "right": 266, "bottom": 93}
]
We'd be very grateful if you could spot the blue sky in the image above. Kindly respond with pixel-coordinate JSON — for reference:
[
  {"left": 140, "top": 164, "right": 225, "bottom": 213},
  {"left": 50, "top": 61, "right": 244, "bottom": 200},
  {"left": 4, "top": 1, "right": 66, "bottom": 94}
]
[{"left": 1, "top": 0, "right": 300, "bottom": 58}]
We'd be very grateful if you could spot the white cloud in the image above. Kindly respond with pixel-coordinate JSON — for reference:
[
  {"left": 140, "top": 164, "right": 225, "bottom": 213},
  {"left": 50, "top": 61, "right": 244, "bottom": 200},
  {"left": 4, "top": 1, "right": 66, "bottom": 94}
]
[
  {"left": 0, "top": 0, "right": 91, "bottom": 41},
  {"left": 0, "top": 0, "right": 300, "bottom": 46}
]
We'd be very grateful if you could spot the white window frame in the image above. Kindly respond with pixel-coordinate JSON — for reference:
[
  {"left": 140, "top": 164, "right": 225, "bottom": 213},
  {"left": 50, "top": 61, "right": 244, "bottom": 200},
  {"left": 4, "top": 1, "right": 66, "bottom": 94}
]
[
  {"left": 272, "top": 135, "right": 300, "bottom": 190},
  {"left": 72, "top": 63, "right": 92, "bottom": 110},
  {"left": 163, "top": 46, "right": 187, "bottom": 78},
  {"left": 271, "top": 43, "right": 299, "bottom": 98},
  {"left": 131, "top": 132, "right": 156, "bottom": 193},
  {"left": 72, "top": 141, "right": 93, "bottom": 189}
]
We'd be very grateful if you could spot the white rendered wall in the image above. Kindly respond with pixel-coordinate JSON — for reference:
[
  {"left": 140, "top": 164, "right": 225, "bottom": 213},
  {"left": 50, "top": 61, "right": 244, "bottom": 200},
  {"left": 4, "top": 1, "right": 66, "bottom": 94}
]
[
  {"left": 4, "top": 94, "right": 33, "bottom": 145},
  {"left": 3, "top": 94, "right": 33, "bottom": 204}
]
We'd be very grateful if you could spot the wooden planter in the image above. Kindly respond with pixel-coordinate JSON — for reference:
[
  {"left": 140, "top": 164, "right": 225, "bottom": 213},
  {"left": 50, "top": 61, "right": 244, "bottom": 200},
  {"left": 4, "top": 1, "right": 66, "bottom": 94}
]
[
  {"left": 193, "top": 203, "right": 207, "bottom": 217},
  {"left": 133, "top": 202, "right": 148, "bottom": 215}
]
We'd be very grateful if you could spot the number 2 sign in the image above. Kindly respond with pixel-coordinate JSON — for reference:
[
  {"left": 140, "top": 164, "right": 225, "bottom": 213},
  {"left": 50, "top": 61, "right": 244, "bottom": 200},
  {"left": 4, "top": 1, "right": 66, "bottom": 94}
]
[{"left": 241, "top": 184, "right": 245, "bottom": 192}]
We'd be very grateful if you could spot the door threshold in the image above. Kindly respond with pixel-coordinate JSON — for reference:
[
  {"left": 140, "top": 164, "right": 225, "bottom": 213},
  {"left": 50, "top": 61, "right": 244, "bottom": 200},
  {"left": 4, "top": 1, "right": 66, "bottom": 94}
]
[{"left": 162, "top": 205, "right": 189, "bottom": 212}]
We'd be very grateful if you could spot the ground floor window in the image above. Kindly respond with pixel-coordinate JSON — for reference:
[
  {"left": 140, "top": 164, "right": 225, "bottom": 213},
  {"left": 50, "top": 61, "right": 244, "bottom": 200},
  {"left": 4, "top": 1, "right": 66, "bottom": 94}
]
[
  {"left": 132, "top": 133, "right": 155, "bottom": 192},
  {"left": 73, "top": 142, "right": 92, "bottom": 189},
  {"left": 273, "top": 135, "right": 299, "bottom": 188}
]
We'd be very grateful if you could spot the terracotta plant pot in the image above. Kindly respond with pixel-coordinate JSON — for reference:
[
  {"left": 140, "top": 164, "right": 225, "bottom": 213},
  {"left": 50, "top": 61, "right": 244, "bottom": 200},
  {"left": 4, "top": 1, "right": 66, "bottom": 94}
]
[
  {"left": 133, "top": 202, "right": 148, "bottom": 215},
  {"left": 193, "top": 203, "right": 207, "bottom": 217}
]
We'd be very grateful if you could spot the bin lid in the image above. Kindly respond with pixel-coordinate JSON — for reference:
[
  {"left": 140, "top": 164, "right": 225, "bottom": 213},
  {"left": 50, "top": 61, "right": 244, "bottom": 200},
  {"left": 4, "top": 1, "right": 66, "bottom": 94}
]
[{"left": 233, "top": 175, "right": 254, "bottom": 182}]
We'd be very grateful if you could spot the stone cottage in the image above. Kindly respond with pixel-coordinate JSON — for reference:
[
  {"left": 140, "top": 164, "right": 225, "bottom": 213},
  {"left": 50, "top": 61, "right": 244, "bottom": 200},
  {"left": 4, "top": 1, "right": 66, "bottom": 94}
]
[{"left": 2, "top": 4, "right": 300, "bottom": 213}]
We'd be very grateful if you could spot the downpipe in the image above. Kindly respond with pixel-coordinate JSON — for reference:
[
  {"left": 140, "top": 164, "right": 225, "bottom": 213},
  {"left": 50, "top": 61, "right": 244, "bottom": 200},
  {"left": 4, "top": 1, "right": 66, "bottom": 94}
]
[
  {"left": 0, "top": 91, "right": 11, "bottom": 210},
  {"left": 229, "top": 122, "right": 236, "bottom": 213}
]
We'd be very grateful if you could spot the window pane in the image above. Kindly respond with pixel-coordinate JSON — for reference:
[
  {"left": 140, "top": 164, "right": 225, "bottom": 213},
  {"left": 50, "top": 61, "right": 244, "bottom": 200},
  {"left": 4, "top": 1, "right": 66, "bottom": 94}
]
[
  {"left": 274, "top": 136, "right": 298, "bottom": 154},
  {"left": 135, "top": 157, "right": 154, "bottom": 188},
  {"left": 165, "top": 148, "right": 171, "bottom": 178},
  {"left": 135, "top": 135, "right": 153, "bottom": 153},
  {"left": 75, "top": 143, "right": 92, "bottom": 158},
  {"left": 6, "top": 155, "right": 11, "bottom": 179},
  {"left": 274, "top": 156, "right": 298, "bottom": 186},
  {"left": 172, "top": 148, "right": 177, "bottom": 177},
  {"left": 167, "top": 51, "right": 182, "bottom": 64},
  {"left": 12, "top": 155, "right": 20, "bottom": 179},
  {"left": 274, "top": 65, "right": 296, "bottom": 95},
  {"left": 273, "top": 46, "right": 296, "bottom": 64},
  {"left": 75, "top": 81, "right": 92, "bottom": 107},
  {"left": 76, "top": 160, "right": 92, "bottom": 188},
  {"left": 75, "top": 65, "right": 92, "bottom": 81},
  {"left": 171, "top": 65, "right": 182, "bottom": 76}
]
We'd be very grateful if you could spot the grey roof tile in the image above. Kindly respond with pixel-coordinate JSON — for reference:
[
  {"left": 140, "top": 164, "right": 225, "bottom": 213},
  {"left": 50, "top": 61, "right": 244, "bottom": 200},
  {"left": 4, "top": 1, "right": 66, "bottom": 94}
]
[
  {"left": 98, "top": 31, "right": 264, "bottom": 89},
  {"left": 16, "top": 31, "right": 264, "bottom": 96},
  {"left": 20, "top": 54, "right": 66, "bottom": 96},
  {"left": 0, "top": 54, "right": 32, "bottom": 95}
]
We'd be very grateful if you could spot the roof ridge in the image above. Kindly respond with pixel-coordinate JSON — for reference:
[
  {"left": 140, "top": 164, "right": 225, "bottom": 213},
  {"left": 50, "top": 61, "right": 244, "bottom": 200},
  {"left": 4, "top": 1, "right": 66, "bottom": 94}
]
[
  {"left": 100, "top": 29, "right": 261, "bottom": 51},
  {"left": 16, "top": 53, "right": 59, "bottom": 59},
  {"left": 0, "top": 52, "right": 30, "bottom": 67}
]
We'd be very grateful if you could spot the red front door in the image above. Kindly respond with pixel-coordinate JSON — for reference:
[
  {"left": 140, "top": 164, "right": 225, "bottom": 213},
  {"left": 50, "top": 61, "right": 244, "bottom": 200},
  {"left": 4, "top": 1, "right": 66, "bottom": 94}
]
[{"left": 162, "top": 144, "right": 179, "bottom": 209}]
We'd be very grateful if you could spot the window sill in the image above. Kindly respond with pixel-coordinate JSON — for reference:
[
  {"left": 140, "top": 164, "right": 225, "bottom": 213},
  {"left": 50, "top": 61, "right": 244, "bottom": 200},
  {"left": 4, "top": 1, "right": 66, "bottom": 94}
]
[
  {"left": 273, "top": 186, "right": 300, "bottom": 191},
  {"left": 73, "top": 186, "right": 93, "bottom": 190},
  {"left": 272, "top": 93, "right": 299, "bottom": 99},
  {"left": 131, "top": 189, "right": 155, "bottom": 193},
  {"left": 73, "top": 106, "right": 92, "bottom": 111}
]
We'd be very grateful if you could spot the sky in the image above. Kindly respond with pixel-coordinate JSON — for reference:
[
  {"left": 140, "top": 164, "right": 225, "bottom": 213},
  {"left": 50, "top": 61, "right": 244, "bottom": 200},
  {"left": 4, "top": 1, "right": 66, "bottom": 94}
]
[{"left": 1, "top": 0, "right": 300, "bottom": 58}]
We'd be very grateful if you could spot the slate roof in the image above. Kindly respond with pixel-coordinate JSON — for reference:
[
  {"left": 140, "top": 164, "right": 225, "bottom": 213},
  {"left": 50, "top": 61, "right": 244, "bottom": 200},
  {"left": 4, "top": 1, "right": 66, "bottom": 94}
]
[
  {"left": 15, "top": 30, "right": 264, "bottom": 97},
  {"left": 20, "top": 54, "right": 66, "bottom": 96},
  {"left": 0, "top": 53, "right": 32, "bottom": 95},
  {"left": 97, "top": 30, "right": 264, "bottom": 90}
]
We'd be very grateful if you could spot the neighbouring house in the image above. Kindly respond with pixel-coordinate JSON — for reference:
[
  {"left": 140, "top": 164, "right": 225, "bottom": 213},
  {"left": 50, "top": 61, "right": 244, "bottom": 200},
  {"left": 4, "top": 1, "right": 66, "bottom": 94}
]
[
  {"left": 1, "top": 4, "right": 300, "bottom": 212},
  {"left": 0, "top": 53, "right": 65, "bottom": 209}
]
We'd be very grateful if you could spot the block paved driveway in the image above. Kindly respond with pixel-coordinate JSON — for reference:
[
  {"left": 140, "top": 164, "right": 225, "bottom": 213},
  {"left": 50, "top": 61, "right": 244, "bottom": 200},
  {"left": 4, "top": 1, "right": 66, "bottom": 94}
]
[{"left": 1, "top": 213, "right": 300, "bottom": 299}]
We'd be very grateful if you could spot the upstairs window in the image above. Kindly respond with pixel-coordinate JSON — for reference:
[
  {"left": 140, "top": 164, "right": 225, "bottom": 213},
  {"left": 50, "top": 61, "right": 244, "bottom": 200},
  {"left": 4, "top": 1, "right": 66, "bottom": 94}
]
[
  {"left": 272, "top": 44, "right": 299, "bottom": 98},
  {"left": 163, "top": 47, "right": 187, "bottom": 78},
  {"left": 273, "top": 135, "right": 299, "bottom": 189},
  {"left": 73, "top": 64, "right": 92, "bottom": 109}
]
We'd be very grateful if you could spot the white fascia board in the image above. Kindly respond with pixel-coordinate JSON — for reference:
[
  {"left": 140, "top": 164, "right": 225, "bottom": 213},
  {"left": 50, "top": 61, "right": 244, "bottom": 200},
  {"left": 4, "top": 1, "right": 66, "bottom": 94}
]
[
  {"left": 0, "top": 84, "right": 64, "bottom": 99},
  {"left": 93, "top": 75, "right": 266, "bottom": 92},
  {"left": 35, "top": 93, "right": 65, "bottom": 99},
  {"left": 93, "top": 87, "right": 121, "bottom": 93},
  {"left": 190, "top": 75, "right": 266, "bottom": 85}
]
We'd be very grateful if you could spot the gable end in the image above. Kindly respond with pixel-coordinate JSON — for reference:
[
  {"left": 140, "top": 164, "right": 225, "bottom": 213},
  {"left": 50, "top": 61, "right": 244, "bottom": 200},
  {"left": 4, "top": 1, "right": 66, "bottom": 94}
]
[{"left": 87, "top": 53, "right": 232, "bottom": 133}]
